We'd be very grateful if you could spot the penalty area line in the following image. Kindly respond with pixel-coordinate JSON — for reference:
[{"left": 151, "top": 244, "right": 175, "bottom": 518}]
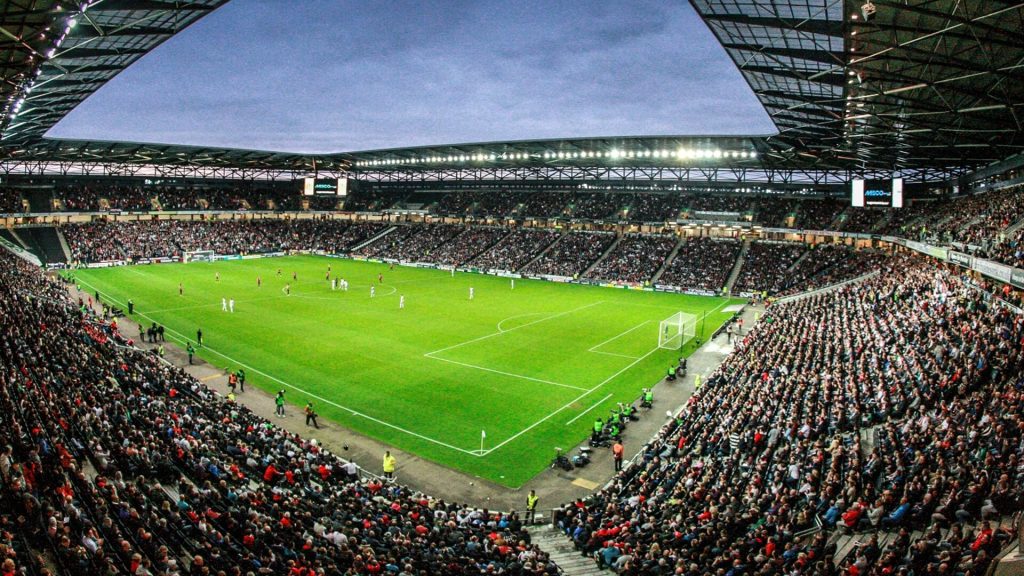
[
  {"left": 423, "top": 300, "right": 605, "bottom": 356},
  {"left": 74, "top": 277, "right": 483, "bottom": 458},
  {"left": 481, "top": 343, "right": 663, "bottom": 456},
  {"left": 424, "top": 354, "right": 589, "bottom": 392}
]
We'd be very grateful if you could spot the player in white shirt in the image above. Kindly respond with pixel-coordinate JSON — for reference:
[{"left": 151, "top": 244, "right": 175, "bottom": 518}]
[
  {"left": 331, "top": 278, "right": 336, "bottom": 291},
  {"left": 221, "top": 297, "right": 227, "bottom": 312},
  {"left": 469, "top": 287, "right": 474, "bottom": 300},
  {"left": 399, "top": 295, "right": 405, "bottom": 309},
  {"left": 341, "top": 279, "right": 348, "bottom": 291},
  {"left": 229, "top": 298, "right": 235, "bottom": 313},
  {"left": 370, "top": 286, "right": 375, "bottom": 298},
  {"left": 511, "top": 278, "right": 515, "bottom": 290}
]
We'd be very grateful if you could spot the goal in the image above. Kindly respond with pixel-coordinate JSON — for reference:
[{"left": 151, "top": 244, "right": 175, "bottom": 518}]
[
  {"left": 658, "top": 311, "right": 697, "bottom": 350},
  {"left": 185, "top": 250, "right": 216, "bottom": 263}
]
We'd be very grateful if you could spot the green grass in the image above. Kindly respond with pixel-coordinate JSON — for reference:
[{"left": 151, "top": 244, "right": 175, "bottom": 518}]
[{"left": 72, "top": 255, "right": 739, "bottom": 487}]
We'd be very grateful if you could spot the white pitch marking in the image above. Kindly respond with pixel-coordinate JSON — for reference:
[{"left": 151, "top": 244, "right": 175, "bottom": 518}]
[
  {"left": 425, "top": 355, "right": 588, "bottom": 392},
  {"left": 480, "top": 343, "right": 663, "bottom": 456},
  {"left": 587, "top": 319, "right": 651, "bottom": 356},
  {"left": 74, "top": 277, "right": 482, "bottom": 457},
  {"left": 423, "top": 300, "right": 605, "bottom": 356}
]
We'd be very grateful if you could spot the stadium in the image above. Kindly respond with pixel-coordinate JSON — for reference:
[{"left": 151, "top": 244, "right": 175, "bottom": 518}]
[{"left": 1, "top": 0, "right": 1023, "bottom": 575}]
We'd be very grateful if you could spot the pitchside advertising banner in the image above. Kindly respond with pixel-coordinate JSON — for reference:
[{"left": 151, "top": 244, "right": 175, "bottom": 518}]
[
  {"left": 949, "top": 251, "right": 973, "bottom": 267},
  {"left": 973, "top": 257, "right": 1014, "bottom": 283},
  {"left": 1012, "top": 269, "right": 1024, "bottom": 289}
]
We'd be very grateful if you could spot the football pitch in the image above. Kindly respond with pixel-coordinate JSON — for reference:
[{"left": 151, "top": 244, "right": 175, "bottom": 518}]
[{"left": 72, "top": 255, "right": 739, "bottom": 487}]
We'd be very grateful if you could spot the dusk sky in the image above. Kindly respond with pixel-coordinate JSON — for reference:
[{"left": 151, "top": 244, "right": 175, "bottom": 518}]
[{"left": 47, "top": 0, "right": 776, "bottom": 153}]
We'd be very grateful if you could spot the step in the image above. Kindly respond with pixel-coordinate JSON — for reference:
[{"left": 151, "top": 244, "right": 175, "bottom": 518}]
[
  {"left": 724, "top": 239, "right": 750, "bottom": 293},
  {"left": 518, "top": 230, "right": 565, "bottom": 273},
  {"left": 651, "top": 236, "right": 684, "bottom": 284},
  {"left": 351, "top": 225, "right": 398, "bottom": 252},
  {"left": 582, "top": 234, "right": 622, "bottom": 277},
  {"left": 526, "top": 525, "right": 606, "bottom": 576}
]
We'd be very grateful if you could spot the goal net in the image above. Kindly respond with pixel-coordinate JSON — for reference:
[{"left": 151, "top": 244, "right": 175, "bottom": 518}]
[
  {"left": 658, "top": 311, "right": 697, "bottom": 350},
  {"left": 185, "top": 250, "right": 216, "bottom": 263}
]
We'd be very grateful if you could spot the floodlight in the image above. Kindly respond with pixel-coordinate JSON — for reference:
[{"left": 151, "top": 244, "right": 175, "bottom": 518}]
[{"left": 860, "top": 1, "right": 876, "bottom": 20}]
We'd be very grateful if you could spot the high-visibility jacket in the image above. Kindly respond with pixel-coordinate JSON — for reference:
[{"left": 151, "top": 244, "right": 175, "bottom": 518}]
[
  {"left": 526, "top": 494, "right": 539, "bottom": 510},
  {"left": 383, "top": 455, "right": 396, "bottom": 473}
]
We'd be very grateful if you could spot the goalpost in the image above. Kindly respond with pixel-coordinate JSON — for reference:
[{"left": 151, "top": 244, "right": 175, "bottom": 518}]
[
  {"left": 185, "top": 250, "right": 216, "bottom": 263},
  {"left": 658, "top": 311, "right": 697, "bottom": 350}
]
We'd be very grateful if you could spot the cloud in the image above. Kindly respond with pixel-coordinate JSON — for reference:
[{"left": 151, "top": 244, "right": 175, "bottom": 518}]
[{"left": 47, "top": 0, "right": 775, "bottom": 152}]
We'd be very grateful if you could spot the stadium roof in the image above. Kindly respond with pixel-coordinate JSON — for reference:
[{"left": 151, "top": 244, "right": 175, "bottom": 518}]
[
  {"left": 1, "top": 0, "right": 1022, "bottom": 180},
  {"left": 692, "top": 0, "right": 1024, "bottom": 170}
]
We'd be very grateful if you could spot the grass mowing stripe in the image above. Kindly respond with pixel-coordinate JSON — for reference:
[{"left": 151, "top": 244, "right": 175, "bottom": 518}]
[
  {"left": 71, "top": 256, "right": 738, "bottom": 486},
  {"left": 424, "top": 355, "right": 589, "bottom": 391},
  {"left": 480, "top": 343, "right": 663, "bottom": 456},
  {"left": 74, "top": 275, "right": 483, "bottom": 456},
  {"left": 423, "top": 300, "right": 605, "bottom": 356},
  {"left": 565, "top": 393, "right": 614, "bottom": 425}
]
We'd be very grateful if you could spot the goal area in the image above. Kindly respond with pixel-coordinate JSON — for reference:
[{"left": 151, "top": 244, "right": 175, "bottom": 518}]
[
  {"left": 658, "top": 311, "right": 697, "bottom": 350},
  {"left": 185, "top": 250, "right": 216, "bottom": 263}
]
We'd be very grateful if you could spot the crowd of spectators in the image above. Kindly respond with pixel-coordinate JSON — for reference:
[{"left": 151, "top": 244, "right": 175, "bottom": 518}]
[
  {"left": 925, "top": 185, "right": 1024, "bottom": 248},
  {"left": 433, "top": 192, "right": 480, "bottom": 217},
  {"left": 984, "top": 229, "right": 1024, "bottom": 268},
  {"left": 733, "top": 242, "right": 807, "bottom": 294},
  {"left": 683, "top": 195, "right": 751, "bottom": 214},
  {"left": 624, "top": 194, "right": 679, "bottom": 223},
  {"left": 356, "top": 224, "right": 463, "bottom": 262},
  {"left": 752, "top": 198, "right": 797, "bottom": 227},
  {"left": 466, "top": 229, "right": 559, "bottom": 272},
  {"left": 521, "top": 232, "right": 615, "bottom": 277},
  {"left": 0, "top": 187, "right": 26, "bottom": 213},
  {"left": 872, "top": 202, "right": 935, "bottom": 239},
  {"left": 569, "top": 194, "right": 624, "bottom": 221},
  {"left": 475, "top": 191, "right": 526, "bottom": 219},
  {"left": 427, "top": 227, "right": 509, "bottom": 267},
  {"left": 61, "top": 220, "right": 386, "bottom": 263},
  {"left": 795, "top": 199, "right": 845, "bottom": 230},
  {"left": 658, "top": 237, "right": 741, "bottom": 292},
  {"left": 54, "top": 185, "right": 103, "bottom": 211},
  {"left": 342, "top": 190, "right": 405, "bottom": 213},
  {"left": 836, "top": 208, "right": 886, "bottom": 233},
  {"left": 556, "top": 259, "right": 1021, "bottom": 575},
  {"left": 585, "top": 235, "right": 676, "bottom": 284},
  {"left": 518, "top": 193, "right": 570, "bottom": 219},
  {"left": 0, "top": 249, "right": 558, "bottom": 576},
  {"left": 777, "top": 245, "right": 888, "bottom": 297}
]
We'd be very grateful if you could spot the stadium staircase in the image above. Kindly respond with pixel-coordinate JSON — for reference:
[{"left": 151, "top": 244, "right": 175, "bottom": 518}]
[
  {"left": 785, "top": 246, "right": 813, "bottom": 274},
  {"left": 581, "top": 234, "right": 623, "bottom": 277},
  {"left": 56, "top": 227, "right": 73, "bottom": 262},
  {"left": 526, "top": 525, "right": 604, "bottom": 576},
  {"left": 651, "top": 236, "right": 686, "bottom": 284},
  {"left": 16, "top": 226, "right": 68, "bottom": 265},
  {"left": 1004, "top": 214, "right": 1024, "bottom": 236},
  {"left": 456, "top": 228, "right": 510, "bottom": 266},
  {"left": 0, "top": 227, "right": 24, "bottom": 249},
  {"left": 350, "top": 225, "right": 398, "bottom": 252},
  {"left": 518, "top": 231, "right": 565, "bottom": 272},
  {"left": 724, "top": 240, "right": 750, "bottom": 293}
]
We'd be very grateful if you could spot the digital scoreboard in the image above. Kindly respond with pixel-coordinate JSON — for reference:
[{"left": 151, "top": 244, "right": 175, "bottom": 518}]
[
  {"left": 302, "top": 178, "right": 348, "bottom": 196},
  {"left": 851, "top": 178, "right": 903, "bottom": 207}
]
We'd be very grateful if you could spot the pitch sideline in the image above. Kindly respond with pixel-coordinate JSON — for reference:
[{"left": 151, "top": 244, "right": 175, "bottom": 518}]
[{"left": 74, "top": 276, "right": 484, "bottom": 457}]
